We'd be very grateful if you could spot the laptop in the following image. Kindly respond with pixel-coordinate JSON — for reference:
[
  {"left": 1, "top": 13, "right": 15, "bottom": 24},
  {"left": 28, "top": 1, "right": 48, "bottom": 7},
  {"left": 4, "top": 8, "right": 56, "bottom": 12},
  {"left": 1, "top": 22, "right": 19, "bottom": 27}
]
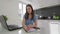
[{"left": 0, "top": 15, "right": 22, "bottom": 31}]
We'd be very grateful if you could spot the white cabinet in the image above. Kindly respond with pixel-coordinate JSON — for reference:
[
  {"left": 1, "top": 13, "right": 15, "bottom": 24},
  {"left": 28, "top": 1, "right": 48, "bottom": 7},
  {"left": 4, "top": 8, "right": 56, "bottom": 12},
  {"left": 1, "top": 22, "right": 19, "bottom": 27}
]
[
  {"left": 49, "top": 20, "right": 59, "bottom": 34},
  {"left": 38, "top": 20, "right": 50, "bottom": 34},
  {"left": 38, "top": 20, "right": 60, "bottom": 34}
]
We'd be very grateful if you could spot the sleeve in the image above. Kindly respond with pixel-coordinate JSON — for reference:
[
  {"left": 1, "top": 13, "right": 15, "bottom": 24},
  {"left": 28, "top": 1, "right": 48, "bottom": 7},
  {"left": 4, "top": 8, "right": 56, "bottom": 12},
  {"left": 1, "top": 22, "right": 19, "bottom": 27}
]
[{"left": 34, "top": 15, "right": 38, "bottom": 21}]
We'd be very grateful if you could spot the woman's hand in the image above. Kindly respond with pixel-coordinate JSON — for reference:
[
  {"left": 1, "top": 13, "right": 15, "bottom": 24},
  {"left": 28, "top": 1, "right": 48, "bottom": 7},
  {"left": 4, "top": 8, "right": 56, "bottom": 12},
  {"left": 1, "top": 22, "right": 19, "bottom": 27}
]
[
  {"left": 23, "top": 25, "right": 30, "bottom": 32},
  {"left": 28, "top": 24, "right": 34, "bottom": 28},
  {"left": 23, "top": 25, "right": 32, "bottom": 31}
]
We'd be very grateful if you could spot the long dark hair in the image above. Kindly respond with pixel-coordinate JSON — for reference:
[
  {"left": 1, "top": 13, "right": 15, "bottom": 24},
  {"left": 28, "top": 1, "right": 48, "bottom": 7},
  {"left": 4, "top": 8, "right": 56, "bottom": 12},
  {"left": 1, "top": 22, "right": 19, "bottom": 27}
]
[{"left": 24, "top": 4, "right": 34, "bottom": 20}]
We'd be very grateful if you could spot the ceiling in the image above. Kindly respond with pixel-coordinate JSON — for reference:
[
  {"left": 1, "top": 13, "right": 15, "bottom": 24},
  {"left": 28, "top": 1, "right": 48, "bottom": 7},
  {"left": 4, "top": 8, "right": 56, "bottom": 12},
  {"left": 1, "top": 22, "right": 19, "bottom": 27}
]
[{"left": 19, "top": 0, "right": 60, "bottom": 10}]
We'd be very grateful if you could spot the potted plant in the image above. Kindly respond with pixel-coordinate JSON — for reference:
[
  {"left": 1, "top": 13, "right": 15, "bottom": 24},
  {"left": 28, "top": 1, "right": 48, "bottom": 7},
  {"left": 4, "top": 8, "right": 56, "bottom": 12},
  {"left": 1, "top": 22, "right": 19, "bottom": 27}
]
[{"left": 2, "top": 15, "right": 8, "bottom": 22}]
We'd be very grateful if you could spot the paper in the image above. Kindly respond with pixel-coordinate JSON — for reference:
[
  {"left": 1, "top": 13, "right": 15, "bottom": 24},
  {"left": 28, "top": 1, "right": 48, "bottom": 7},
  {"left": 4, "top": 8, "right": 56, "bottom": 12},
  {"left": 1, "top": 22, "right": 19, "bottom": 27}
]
[{"left": 27, "top": 28, "right": 36, "bottom": 32}]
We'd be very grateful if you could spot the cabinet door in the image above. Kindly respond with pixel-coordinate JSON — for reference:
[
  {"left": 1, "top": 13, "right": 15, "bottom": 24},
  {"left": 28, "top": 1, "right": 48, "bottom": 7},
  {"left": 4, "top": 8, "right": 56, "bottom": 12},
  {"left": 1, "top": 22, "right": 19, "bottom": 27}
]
[{"left": 50, "top": 21, "right": 59, "bottom": 34}]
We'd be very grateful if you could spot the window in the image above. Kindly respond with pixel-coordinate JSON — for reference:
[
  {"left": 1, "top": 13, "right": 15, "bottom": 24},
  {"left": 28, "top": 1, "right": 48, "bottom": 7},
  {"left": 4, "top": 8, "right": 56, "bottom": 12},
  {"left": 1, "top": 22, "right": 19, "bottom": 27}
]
[{"left": 18, "top": 2, "right": 26, "bottom": 20}]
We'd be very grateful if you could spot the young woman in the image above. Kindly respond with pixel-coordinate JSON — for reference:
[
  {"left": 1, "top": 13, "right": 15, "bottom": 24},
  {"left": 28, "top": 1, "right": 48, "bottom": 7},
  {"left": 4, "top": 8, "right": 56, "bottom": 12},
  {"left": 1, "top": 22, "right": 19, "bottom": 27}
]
[{"left": 22, "top": 4, "right": 39, "bottom": 32}]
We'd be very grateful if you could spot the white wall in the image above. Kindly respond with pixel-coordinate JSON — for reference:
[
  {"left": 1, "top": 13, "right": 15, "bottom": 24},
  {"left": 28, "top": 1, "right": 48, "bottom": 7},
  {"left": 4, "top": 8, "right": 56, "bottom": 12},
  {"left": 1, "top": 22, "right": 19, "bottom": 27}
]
[{"left": 0, "top": 0, "right": 22, "bottom": 26}]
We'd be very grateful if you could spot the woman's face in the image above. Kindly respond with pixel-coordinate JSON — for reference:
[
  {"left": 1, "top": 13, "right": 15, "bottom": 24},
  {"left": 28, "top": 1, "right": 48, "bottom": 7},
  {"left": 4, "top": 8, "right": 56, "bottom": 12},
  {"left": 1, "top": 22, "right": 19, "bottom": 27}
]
[{"left": 26, "top": 6, "right": 32, "bottom": 14}]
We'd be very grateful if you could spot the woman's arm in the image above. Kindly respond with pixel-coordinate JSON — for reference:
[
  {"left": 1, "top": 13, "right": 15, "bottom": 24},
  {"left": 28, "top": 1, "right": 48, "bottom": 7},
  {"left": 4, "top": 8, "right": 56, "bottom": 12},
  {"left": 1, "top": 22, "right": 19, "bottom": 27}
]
[
  {"left": 22, "top": 18, "right": 26, "bottom": 27},
  {"left": 29, "top": 20, "right": 38, "bottom": 28},
  {"left": 22, "top": 18, "right": 30, "bottom": 32},
  {"left": 22, "top": 18, "right": 28, "bottom": 31},
  {"left": 34, "top": 20, "right": 37, "bottom": 27},
  {"left": 32, "top": 20, "right": 38, "bottom": 27}
]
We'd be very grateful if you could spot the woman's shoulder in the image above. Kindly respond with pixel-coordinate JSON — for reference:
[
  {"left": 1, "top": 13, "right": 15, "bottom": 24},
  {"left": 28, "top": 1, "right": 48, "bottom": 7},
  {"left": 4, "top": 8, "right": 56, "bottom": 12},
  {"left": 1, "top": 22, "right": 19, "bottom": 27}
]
[
  {"left": 34, "top": 14, "right": 38, "bottom": 19},
  {"left": 34, "top": 14, "right": 38, "bottom": 17}
]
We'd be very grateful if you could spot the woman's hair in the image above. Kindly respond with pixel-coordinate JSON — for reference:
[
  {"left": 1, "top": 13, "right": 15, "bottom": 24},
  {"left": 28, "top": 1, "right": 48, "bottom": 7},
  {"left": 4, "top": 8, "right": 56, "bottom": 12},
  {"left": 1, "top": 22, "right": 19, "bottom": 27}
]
[{"left": 24, "top": 4, "right": 34, "bottom": 20}]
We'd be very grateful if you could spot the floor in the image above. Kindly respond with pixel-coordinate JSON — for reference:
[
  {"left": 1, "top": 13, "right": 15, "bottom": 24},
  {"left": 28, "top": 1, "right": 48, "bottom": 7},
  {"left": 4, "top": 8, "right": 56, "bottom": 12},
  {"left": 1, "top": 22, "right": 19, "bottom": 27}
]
[{"left": 0, "top": 20, "right": 60, "bottom": 34}]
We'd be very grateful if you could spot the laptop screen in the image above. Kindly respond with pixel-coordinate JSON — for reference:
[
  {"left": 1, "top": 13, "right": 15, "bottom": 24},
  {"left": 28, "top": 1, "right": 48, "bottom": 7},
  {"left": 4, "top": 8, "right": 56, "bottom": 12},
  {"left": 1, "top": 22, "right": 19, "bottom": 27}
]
[{"left": 0, "top": 15, "right": 8, "bottom": 29}]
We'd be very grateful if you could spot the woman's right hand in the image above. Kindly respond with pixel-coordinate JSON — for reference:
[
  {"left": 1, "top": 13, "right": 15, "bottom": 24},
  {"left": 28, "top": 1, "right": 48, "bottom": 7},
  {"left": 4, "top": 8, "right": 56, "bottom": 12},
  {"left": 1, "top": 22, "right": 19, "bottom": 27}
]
[{"left": 23, "top": 25, "right": 27, "bottom": 30}]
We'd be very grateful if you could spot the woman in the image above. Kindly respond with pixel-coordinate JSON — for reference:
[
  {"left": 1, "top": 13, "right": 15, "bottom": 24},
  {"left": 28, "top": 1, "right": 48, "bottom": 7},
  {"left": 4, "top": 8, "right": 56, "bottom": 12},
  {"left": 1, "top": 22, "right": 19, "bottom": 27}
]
[{"left": 22, "top": 4, "right": 39, "bottom": 32}]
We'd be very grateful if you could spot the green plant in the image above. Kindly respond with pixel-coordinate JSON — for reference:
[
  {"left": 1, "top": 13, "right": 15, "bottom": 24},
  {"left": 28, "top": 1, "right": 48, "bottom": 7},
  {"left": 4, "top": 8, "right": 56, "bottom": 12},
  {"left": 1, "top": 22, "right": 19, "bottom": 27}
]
[
  {"left": 53, "top": 15, "right": 60, "bottom": 20},
  {"left": 3, "top": 15, "right": 8, "bottom": 21}
]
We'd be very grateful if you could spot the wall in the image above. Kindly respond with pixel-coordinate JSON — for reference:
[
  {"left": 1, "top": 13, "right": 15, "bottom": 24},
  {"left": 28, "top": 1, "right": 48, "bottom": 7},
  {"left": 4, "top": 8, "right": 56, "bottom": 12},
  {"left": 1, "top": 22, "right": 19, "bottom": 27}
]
[{"left": 0, "top": 0, "right": 22, "bottom": 26}]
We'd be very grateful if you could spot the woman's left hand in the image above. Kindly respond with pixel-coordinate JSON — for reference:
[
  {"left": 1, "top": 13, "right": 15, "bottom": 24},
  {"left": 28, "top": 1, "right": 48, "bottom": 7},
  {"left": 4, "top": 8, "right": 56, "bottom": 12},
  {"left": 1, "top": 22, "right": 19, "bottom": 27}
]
[{"left": 28, "top": 24, "right": 34, "bottom": 28}]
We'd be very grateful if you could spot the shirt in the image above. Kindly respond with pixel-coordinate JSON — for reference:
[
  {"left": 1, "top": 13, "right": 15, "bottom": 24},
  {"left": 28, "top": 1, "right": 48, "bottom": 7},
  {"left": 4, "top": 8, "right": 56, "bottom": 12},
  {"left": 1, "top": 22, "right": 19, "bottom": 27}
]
[{"left": 23, "top": 15, "right": 38, "bottom": 26}]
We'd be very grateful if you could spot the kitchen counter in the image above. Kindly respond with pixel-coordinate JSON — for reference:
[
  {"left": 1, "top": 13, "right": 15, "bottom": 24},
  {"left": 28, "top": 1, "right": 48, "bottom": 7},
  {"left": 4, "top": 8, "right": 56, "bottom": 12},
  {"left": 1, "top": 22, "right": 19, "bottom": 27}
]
[{"left": 0, "top": 20, "right": 60, "bottom": 34}]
